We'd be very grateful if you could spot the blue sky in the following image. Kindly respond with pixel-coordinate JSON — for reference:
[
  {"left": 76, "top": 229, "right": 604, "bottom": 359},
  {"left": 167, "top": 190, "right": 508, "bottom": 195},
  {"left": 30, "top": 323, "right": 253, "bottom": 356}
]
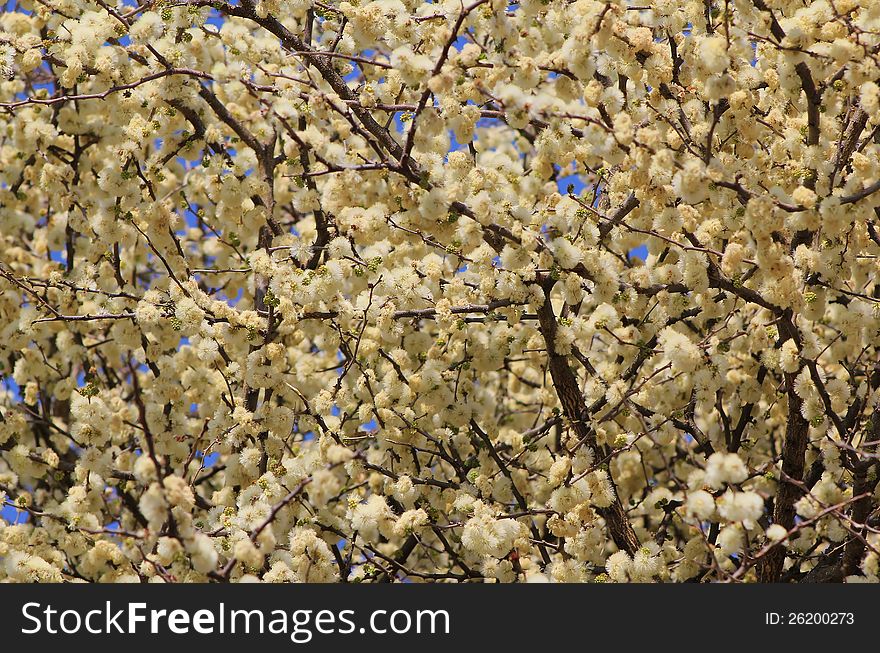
[{"left": 1, "top": 504, "right": 25, "bottom": 524}]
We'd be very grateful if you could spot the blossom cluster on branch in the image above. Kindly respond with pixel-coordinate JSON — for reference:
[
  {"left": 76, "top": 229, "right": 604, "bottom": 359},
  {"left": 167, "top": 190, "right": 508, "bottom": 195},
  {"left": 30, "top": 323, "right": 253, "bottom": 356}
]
[{"left": 1, "top": 0, "right": 880, "bottom": 583}]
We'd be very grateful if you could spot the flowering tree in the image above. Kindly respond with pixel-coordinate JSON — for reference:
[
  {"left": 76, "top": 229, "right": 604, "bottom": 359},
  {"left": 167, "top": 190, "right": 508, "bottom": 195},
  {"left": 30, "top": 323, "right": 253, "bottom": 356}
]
[{"left": 1, "top": 0, "right": 879, "bottom": 584}]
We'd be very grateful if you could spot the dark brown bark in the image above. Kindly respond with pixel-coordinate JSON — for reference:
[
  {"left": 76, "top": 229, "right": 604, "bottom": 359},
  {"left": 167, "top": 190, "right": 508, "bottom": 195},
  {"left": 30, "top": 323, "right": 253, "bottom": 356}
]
[
  {"left": 759, "top": 371, "right": 810, "bottom": 582},
  {"left": 536, "top": 290, "right": 640, "bottom": 555},
  {"left": 840, "top": 407, "right": 880, "bottom": 577}
]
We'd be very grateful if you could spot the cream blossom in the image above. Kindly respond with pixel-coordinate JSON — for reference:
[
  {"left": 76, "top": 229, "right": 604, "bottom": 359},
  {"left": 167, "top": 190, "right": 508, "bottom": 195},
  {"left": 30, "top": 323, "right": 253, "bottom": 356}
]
[{"left": 1, "top": 0, "right": 879, "bottom": 585}]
